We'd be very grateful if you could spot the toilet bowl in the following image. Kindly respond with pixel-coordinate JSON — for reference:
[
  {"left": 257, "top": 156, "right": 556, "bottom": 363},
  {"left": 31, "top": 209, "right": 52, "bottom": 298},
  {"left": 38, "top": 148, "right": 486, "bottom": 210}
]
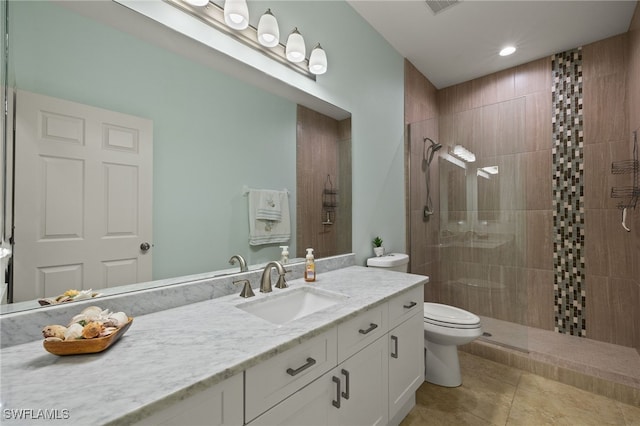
[{"left": 423, "top": 302, "right": 482, "bottom": 387}]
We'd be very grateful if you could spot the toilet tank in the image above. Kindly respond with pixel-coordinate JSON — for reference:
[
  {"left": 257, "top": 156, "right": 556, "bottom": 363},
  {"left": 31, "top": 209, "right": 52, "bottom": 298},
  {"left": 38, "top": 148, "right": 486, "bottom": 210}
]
[{"left": 366, "top": 253, "right": 409, "bottom": 272}]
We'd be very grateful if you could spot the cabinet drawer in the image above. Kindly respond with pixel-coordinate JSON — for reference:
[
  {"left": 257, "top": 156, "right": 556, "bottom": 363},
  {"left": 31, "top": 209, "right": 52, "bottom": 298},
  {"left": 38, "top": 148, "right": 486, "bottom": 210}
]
[
  {"left": 337, "top": 303, "right": 387, "bottom": 362},
  {"left": 245, "top": 327, "right": 337, "bottom": 422},
  {"left": 388, "top": 285, "right": 423, "bottom": 329}
]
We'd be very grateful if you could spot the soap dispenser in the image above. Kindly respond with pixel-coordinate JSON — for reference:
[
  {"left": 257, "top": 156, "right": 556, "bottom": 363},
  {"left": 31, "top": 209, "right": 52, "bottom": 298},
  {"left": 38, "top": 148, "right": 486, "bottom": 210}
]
[
  {"left": 279, "top": 246, "right": 289, "bottom": 264},
  {"left": 304, "top": 248, "right": 316, "bottom": 282}
]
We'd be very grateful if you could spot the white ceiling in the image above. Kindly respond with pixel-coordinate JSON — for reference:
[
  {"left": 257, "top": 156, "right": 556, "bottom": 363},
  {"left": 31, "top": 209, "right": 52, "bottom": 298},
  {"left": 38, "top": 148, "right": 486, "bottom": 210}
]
[{"left": 348, "top": 0, "right": 638, "bottom": 89}]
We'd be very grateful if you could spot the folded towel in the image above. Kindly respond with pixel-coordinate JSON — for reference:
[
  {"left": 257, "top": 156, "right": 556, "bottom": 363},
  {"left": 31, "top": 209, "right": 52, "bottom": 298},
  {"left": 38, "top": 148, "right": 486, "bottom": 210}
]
[
  {"left": 256, "top": 190, "right": 282, "bottom": 221},
  {"left": 249, "top": 190, "right": 291, "bottom": 245}
]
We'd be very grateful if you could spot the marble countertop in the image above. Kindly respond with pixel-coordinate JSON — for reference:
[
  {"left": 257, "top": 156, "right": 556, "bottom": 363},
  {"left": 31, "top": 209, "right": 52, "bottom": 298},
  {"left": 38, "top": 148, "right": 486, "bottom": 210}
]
[{"left": 0, "top": 266, "right": 427, "bottom": 425}]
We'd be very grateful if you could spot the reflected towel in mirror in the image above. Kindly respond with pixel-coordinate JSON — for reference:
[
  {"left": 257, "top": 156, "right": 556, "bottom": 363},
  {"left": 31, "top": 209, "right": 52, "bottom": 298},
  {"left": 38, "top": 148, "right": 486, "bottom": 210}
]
[
  {"left": 248, "top": 189, "right": 290, "bottom": 245},
  {"left": 256, "top": 189, "right": 282, "bottom": 221}
]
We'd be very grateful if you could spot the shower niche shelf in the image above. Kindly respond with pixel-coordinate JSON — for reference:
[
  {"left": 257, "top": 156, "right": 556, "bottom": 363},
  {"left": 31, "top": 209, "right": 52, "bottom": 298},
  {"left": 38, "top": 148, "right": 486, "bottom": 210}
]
[
  {"left": 610, "top": 130, "right": 639, "bottom": 210},
  {"left": 322, "top": 174, "right": 338, "bottom": 225}
]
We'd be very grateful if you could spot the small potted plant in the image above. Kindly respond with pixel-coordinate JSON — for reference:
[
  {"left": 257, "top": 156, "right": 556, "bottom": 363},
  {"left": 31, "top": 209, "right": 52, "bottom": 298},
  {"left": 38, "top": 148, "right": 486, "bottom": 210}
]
[{"left": 372, "top": 236, "right": 384, "bottom": 257}]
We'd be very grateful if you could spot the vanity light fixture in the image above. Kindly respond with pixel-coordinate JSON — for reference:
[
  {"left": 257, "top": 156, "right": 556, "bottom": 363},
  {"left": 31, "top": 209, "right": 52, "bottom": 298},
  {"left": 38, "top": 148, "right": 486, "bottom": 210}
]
[
  {"left": 451, "top": 145, "right": 476, "bottom": 162},
  {"left": 286, "top": 28, "right": 306, "bottom": 63},
  {"left": 168, "top": 0, "right": 322, "bottom": 79},
  {"left": 309, "top": 43, "right": 327, "bottom": 75},
  {"left": 224, "top": 0, "right": 249, "bottom": 30},
  {"left": 499, "top": 46, "right": 516, "bottom": 56},
  {"left": 257, "top": 9, "right": 279, "bottom": 47}
]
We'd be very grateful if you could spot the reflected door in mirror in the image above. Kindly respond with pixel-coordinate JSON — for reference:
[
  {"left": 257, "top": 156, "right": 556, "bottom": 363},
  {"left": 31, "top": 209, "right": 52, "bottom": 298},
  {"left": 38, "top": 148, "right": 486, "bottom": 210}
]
[{"left": 13, "top": 91, "right": 153, "bottom": 302}]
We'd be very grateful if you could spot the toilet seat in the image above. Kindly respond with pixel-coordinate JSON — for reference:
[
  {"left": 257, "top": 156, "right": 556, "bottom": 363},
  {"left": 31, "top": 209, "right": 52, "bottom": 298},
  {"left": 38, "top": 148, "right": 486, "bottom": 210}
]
[{"left": 424, "top": 303, "right": 480, "bottom": 328}]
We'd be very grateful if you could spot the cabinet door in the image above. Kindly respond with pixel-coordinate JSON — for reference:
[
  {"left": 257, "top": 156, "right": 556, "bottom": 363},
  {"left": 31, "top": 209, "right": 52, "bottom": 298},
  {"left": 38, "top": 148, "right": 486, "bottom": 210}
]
[
  {"left": 388, "top": 312, "right": 424, "bottom": 420},
  {"left": 330, "top": 336, "right": 389, "bottom": 426},
  {"left": 132, "top": 373, "right": 243, "bottom": 426},
  {"left": 249, "top": 374, "right": 333, "bottom": 426}
]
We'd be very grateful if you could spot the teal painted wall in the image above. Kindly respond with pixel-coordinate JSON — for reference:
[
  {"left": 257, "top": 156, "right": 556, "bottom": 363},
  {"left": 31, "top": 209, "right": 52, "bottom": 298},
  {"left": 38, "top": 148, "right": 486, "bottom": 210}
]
[{"left": 10, "top": 0, "right": 405, "bottom": 283}]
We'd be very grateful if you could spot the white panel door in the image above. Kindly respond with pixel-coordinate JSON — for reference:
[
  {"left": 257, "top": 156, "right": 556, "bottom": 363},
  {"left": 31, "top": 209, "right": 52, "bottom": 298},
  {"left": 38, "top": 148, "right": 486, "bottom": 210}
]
[{"left": 14, "top": 90, "right": 153, "bottom": 301}]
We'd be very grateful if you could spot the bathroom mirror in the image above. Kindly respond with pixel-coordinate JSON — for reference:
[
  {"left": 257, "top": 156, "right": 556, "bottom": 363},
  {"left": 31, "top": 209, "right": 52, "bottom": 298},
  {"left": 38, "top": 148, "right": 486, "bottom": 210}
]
[{"left": 1, "top": 0, "right": 352, "bottom": 309}]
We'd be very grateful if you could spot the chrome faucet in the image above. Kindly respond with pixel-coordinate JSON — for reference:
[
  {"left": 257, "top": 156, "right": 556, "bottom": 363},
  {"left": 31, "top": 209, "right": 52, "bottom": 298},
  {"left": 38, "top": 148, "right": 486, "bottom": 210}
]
[
  {"left": 228, "top": 254, "right": 248, "bottom": 272},
  {"left": 260, "top": 261, "right": 287, "bottom": 293}
]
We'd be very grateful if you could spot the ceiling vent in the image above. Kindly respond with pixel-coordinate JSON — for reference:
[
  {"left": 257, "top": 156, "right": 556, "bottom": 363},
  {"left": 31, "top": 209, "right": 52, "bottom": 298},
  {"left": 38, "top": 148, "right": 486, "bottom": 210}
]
[{"left": 425, "top": 0, "right": 460, "bottom": 15}]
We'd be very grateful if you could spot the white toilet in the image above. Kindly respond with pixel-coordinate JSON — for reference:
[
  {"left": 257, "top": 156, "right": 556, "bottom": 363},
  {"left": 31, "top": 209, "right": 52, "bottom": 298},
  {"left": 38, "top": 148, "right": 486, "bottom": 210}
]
[
  {"left": 367, "top": 253, "right": 482, "bottom": 388},
  {"left": 423, "top": 302, "right": 482, "bottom": 387},
  {"left": 366, "top": 252, "right": 410, "bottom": 271}
]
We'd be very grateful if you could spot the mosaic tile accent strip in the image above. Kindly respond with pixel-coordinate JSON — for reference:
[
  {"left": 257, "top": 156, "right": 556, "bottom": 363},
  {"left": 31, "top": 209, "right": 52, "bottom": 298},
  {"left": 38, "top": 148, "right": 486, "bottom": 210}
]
[{"left": 551, "top": 48, "right": 586, "bottom": 337}]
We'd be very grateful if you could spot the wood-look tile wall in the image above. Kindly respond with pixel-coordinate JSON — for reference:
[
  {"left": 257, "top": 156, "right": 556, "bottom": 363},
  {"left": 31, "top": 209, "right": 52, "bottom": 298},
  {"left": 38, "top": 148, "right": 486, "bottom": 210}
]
[
  {"left": 296, "top": 105, "right": 351, "bottom": 259},
  {"left": 627, "top": 0, "right": 640, "bottom": 354},
  {"left": 405, "top": 3, "right": 640, "bottom": 351},
  {"left": 583, "top": 5, "right": 640, "bottom": 351}
]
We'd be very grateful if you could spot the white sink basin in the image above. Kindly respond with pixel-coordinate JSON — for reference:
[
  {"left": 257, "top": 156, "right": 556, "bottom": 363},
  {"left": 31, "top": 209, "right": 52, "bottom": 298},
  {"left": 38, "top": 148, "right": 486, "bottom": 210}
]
[{"left": 236, "top": 286, "right": 348, "bottom": 325}]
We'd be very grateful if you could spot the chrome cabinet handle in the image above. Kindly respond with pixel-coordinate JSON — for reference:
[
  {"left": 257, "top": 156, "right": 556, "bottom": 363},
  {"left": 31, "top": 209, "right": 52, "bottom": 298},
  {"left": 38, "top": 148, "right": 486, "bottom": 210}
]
[
  {"left": 341, "top": 369, "right": 350, "bottom": 400},
  {"left": 358, "top": 323, "right": 378, "bottom": 335},
  {"left": 332, "top": 376, "right": 341, "bottom": 408},
  {"left": 403, "top": 301, "right": 417, "bottom": 309},
  {"left": 391, "top": 335, "right": 399, "bottom": 358},
  {"left": 286, "top": 357, "right": 316, "bottom": 376}
]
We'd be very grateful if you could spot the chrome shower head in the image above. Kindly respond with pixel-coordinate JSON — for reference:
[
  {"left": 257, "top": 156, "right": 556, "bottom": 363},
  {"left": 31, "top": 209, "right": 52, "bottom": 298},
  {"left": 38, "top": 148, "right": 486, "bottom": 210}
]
[
  {"left": 424, "top": 137, "right": 442, "bottom": 150},
  {"left": 423, "top": 137, "right": 442, "bottom": 165}
]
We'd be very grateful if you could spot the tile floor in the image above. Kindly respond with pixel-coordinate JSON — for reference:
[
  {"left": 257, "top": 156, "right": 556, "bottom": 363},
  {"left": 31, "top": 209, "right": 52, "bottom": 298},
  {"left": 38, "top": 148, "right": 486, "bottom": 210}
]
[{"left": 401, "top": 352, "right": 640, "bottom": 426}]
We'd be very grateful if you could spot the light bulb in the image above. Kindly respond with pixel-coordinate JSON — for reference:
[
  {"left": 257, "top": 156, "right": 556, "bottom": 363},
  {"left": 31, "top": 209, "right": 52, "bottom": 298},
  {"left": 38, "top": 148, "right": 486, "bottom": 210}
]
[
  {"left": 286, "top": 28, "right": 306, "bottom": 63},
  {"left": 184, "top": 0, "right": 208, "bottom": 6},
  {"left": 309, "top": 43, "right": 327, "bottom": 75},
  {"left": 224, "top": 0, "right": 249, "bottom": 30},
  {"left": 258, "top": 9, "right": 280, "bottom": 47}
]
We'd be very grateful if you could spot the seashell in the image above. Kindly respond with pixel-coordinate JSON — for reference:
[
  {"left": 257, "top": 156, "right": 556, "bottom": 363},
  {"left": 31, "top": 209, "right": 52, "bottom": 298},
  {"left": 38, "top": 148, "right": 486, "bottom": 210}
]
[
  {"left": 81, "top": 321, "right": 103, "bottom": 339},
  {"left": 42, "top": 325, "right": 67, "bottom": 339},
  {"left": 44, "top": 337, "right": 63, "bottom": 342},
  {"left": 100, "top": 327, "right": 117, "bottom": 337},
  {"left": 108, "top": 312, "right": 129, "bottom": 328},
  {"left": 64, "top": 323, "right": 83, "bottom": 340},
  {"left": 63, "top": 289, "right": 80, "bottom": 297},
  {"left": 69, "top": 306, "right": 109, "bottom": 326},
  {"left": 81, "top": 306, "right": 104, "bottom": 320}
]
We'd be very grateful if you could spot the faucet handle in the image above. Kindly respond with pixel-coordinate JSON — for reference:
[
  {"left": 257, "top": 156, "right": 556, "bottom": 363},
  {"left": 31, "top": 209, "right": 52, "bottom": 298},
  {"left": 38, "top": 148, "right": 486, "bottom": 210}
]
[
  {"left": 234, "top": 279, "right": 255, "bottom": 298},
  {"left": 275, "top": 273, "right": 288, "bottom": 289}
]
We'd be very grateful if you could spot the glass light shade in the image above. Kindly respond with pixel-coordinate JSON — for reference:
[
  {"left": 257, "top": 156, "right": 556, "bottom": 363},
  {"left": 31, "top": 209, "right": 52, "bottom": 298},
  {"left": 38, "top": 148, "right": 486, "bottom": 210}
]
[
  {"left": 224, "top": 0, "right": 249, "bottom": 30},
  {"left": 309, "top": 44, "right": 327, "bottom": 75},
  {"left": 184, "top": 0, "right": 209, "bottom": 6},
  {"left": 257, "top": 9, "right": 279, "bottom": 47},
  {"left": 286, "top": 28, "right": 306, "bottom": 63}
]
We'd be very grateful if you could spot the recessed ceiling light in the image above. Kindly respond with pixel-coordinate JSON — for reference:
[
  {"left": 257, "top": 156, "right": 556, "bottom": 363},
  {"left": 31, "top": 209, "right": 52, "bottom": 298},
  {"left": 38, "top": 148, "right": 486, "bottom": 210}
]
[{"left": 499, "top": 46, "right": 516, "bottom": 56}]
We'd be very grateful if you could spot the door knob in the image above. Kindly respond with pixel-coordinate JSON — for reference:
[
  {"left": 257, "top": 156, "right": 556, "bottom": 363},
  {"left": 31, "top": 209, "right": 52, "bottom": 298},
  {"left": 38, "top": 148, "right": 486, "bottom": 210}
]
[{"left": 140, "top": 242, "right": 151, "bottom": 252}]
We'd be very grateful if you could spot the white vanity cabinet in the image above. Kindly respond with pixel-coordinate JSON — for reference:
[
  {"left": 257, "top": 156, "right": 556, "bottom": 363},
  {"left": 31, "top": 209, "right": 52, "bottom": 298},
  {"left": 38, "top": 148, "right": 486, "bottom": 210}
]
[
  {"left": 387, "top": 286, "right": 425, "bottom": 423},
  {"left": 132, "top": 372, "right": 243, "bottom": 426},
  {"left": 250, "top": 336, "right": 389, "bottom": 426},
  {"left": 248, "top": 285, "right": 424, "bottom": 426}
]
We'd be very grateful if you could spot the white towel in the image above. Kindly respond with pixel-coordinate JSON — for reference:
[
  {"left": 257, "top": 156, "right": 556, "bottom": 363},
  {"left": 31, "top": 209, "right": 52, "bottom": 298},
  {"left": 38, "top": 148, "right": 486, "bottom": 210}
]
[
  {"left": 249, "top": 190, "right": 291, "bottom": 245},
  {"left": 256, "top": 190, "right": 282, "bottom": 221}
]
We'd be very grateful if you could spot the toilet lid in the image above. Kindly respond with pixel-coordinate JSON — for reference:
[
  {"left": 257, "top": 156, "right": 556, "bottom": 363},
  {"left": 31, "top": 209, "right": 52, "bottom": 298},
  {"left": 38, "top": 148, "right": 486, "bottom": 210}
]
[{"left": 424, "top": 302, "right": 480, "bottom": 326}]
